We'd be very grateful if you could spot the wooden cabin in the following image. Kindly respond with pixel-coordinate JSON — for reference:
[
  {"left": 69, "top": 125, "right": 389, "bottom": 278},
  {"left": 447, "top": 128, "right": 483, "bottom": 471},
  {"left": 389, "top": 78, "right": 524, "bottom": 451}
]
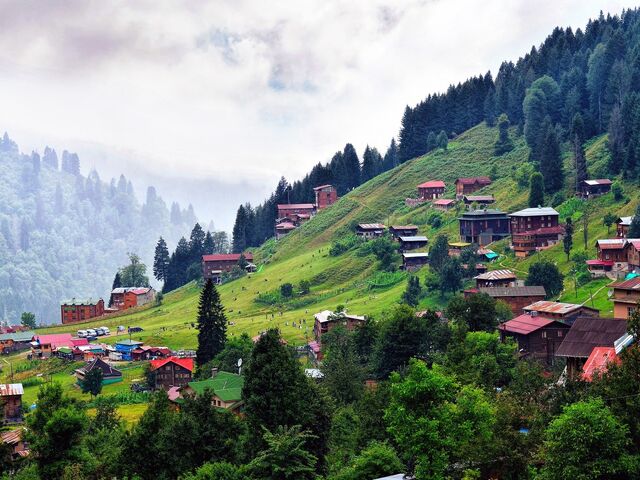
[
  {"left": 0, "top": 384, "right": 23, "bottom": 423},
  {"left": 276, "top": 203, "right": 315, "bottom": 220},
  {"left": 75, "top": 358, "right": 122, "bottom": 386},
  {"left": 479, "top": 286, "right": 546, "bottom": 315},
  {"left": 389, "top": 225, "right": 418, "bottom": 238},
  {"left": 474, "top": 269, "right": 517, "bottom": 288},
  {"left": 402, "top": 252, "right": 429, "bottom": 271},
  {"left": 579, "top": 179, "right": 612, "bottom": 198},
  {"left": 150, "top": 357, "right": 194, "bottom": 390},
  {"left": 509, "top": 207, "right": 563, "bottom": 257},
  {"left": 181, "top": 371, "right": 244, "bottom": 416},
  {"left": 0, "top": 331, "right": 35, "bottom": 354},
  {"left": 398, "top": 236, "right": 428, "bottom": 252},
  {"left": 356, "top": 223, "right": 386, "bottom": 239},
  {"left": 417, "top": 181, "right": 445, "bottom": 200},
  {"left": 313, "top": 310, "right": 366, "bottom": 342},
  {"left": 60, "top": 298, "right": 104, "bottom": 324},
  {"left": 455, "top": 177, "right": 491, "bottom": 198},
  {"left": 458, "top": 209, "right": 510, "bottom": 246},
  {"left": 499, "top": 314, "right": 571, "bottom": 365},
  {"left": 110, "top": 288, "right": 156, "bottom": 311},
  {"left": 313, "top": 185, "right": 338, "bottom": 209},
  {"left": 522, "top": 301, "right": 599, "bottom": 325},
  {"left": 202, "top": 253, "right": 254, "bottom": 281},
  {"left": 617, "top": 216, "right": 632, "bottom": 238},
  {"left": 433, "top": 199, "right": 456, "bottom": 211},
  {"left": 275, "top": 221, "right": 296, "bottom": 239}
]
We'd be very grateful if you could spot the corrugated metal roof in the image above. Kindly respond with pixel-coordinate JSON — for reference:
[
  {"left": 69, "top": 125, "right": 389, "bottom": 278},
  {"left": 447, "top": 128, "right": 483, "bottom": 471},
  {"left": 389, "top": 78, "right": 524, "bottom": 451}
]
[
  {"left": 34, "top": 334, "right": 74, "bottom": 348},
  {"left": 498, "top": 314, "right": 561, "bottom": 335},
  {"left": 479, "top": 286, "right": 546, "bottom": 297},
  {"left": 358, "top": 223, "right": 386, "bottom": 230},
  {"left": 455, "top": 177, "right": 491, "bottom": 185},
  {"left": 618, "top": 216, "right": 633, "bottom": 226},
  {"left": 312, "top": 184, "right": 333, "bottom": 190},
  {"left": 402, "top": 252, "right": 429, "bottom": 259},
  {"left": 582, "top": 347, "right": 618, "bottom": 381},
  {"left": 399, "top": 236, "right": 428, "bottom": 242},
  {"left": 150, "top": 356, "right": 194, "bottom": 372},
  {"left": 523, "top": 301, "right": 592, "bottom": 315},
  {"left": 277, "top": 203, "right": 315, "bottom": 209},
  {"left": 1, "top": 429, "right": 22, "bottom": 445},
  {"left": 611, "top": 277, "right": 640, "bottom": 290},
  {"left": 0, "top": 331, "right": 35, "bottom": 342},
  {"left": 509, "top": 207, "right": 559, "bottom": 217},
  {"left": 390, "top": 225, "right": 418, "bottom": 230},
  {"left": 417, "top": 180, "right": 445, "bottom": 188},
  {"left": 460, "top": 209, "right": 507, "bottom": 217},
  {"left": 584, "top": 179, "right": 613, "bottom": 186},
  {"left": 0, "top": 384, "right": 23, "bottom": 396},
  {"left": 61, "top": 298, "right": 102, "bottom": 306},
  {"left": 556, "top": 317, "right": 628, "bottom": 358},
  {"left": 474, "top": 269, "right": 516, "bottom": 281},
  {"left": 276, "top": 222, "right": 296, "bottom": 230},
  {"left": 314, "top": 310, "right": 366, "bottom": 324},
  {"left": 596, "top": 239, "right": 626, "bottom": 249},
  {"left": 463, "top": 195, "right": 495, "bottom": 202},
  {"left": 433, "top": 199, "right": 455, "bottom": 205}
]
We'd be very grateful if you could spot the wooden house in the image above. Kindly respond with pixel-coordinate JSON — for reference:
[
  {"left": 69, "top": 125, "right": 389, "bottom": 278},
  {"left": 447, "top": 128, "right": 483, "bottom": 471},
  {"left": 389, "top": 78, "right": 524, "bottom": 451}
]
[
  {"left": 60, "top": 298, "right": 104, "bottom": 324},
  {"left": 0, "top": 384, "right": 23, "bottom": 423},
  {"left": 458, "top": 209, "right": 510, "bottom": 246},
  {"left": 417, "top": 181, "right": 445, "bottom": 200},
  {"left": 402, "top": 252, "right": 429, "bottom": 271},
  {"left": 313, "top": 185, "right": 338, "bottom": 209},
  {"left": 595, "top": 239, "right": 628, "bottom": 263},
  {"left": 0, "top": 331, "right": 35, "bottom": 354},
  {"left": 275, "top": 221, "right": 296, "bottom": 239},
  {"left": 610, "top": 276, "right": 640, "bottom": 319},
  {"left": 114, "top": 339, "right": 144, "bottom": 361},
  {"left": 579, "top": 179, "right": 612, "bottom": 198},
  {"left": 499, "top": 314, "right": 571, "bottom": 364},
  {"left": 433, "top": 199, "right": 456, "bottom": 211},
  {"left": 398, "top": 236, "right": 428, "bottom": 252},
  {"left": 555, "top": 316, "right": 627, "bottom": 378},
  {"left": 277, "top": 203, "right": 315, "bottom": 220},
  {"left": 75, "top": 358, "right": 122, "bottom": 386},
  {"left": 522, "top": 301, "right": 599, "bottom": 325},
  {"left": 313, "top": 310, "right": 366, "bottom": 342},
  {"left": 474, "top": 269, "right": 517, "bottom": 288},
  {"left": 509, "top": 207, "right": 563, "bottom": 257},
  {"left": 455, "top": 177, "right": 492, "bottom": 198},
  {"left": 627, "top": 239, "right": 640, "bottom": 271},
  {"left": 181, "top": 370, "right": 244, "bottom": 415},
  {"left": 150, "top": 356, "right": 194, "bottom": 390},
  {"left": 1, "top": 429, "right": 28, "bottom": 460},
  {"left": 30, "top": 334, "right": 76, "bottom": 358},
  {"left": 479, "top": 286, "right": 546, "bottom": 315},
  {"left": 202, "top": 253, "right": 254, "bottom": 281},
  {"left": 617, "top": 216, "right": 632, "bottom": 238},
  {"left": 356, "top": 223, "right": 386, "bottom": 239},
  {"left": 131, "top": 345, "right": 171, "bottom": 361},
  {"left": 110, "top": 287, "right": 155, "bottom": 311},
  {"left": 389, "top": 225, "right": 418, "bottom": 238},
  {"left": 463, "top": 195, "right": 495, "bottom": 207}
]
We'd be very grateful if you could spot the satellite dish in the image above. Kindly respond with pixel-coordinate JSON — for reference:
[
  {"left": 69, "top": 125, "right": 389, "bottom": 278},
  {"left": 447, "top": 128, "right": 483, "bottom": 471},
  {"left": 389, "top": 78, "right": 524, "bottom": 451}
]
[{"left": 237, "top": 358, "right": 243, "bottom": 367}]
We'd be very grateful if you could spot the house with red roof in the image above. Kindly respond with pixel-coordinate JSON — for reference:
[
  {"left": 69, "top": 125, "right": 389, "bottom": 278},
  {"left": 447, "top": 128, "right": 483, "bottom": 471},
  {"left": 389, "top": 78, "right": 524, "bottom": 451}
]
[
  {"left": 110, "top": 287, "right": 156, "bottom": 311},
  {"left": 149, "top": 356, "right": 194, "bottom": 390},
  {"left": 277, "top": 203, "right": 316, "bottom": 220},
  {"left": 499, "top": 314, "right": 571, "bottom": 365},
  {"left": 455, "top": 176, "right": 492, "bottom": 198},
  {"left": 582, "top": 347, "right": 619, "bottom": 381},
  {"left": 417, "top": 181, "right": 445, "bottom": 200},
  {"left": 30, "top": 334, "right": 76, "bottom": 358}
]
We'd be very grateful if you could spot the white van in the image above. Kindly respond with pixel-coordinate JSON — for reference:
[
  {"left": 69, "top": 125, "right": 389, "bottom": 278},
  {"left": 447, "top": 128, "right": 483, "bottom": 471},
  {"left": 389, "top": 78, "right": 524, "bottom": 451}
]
[
  {"left": 86, "top": 329, "right": 97, "bottom": 337},
  {"left": 77, "top": 330, "right": 88, "bottom": 338},
  {"left": 100, "top": 326, "right": 111, "bottom": 336}
]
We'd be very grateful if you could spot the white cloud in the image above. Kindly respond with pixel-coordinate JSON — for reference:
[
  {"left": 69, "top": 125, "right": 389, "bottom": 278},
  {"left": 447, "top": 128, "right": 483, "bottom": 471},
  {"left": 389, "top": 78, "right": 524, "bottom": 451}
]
[{"left": 0, "top": 0, "right": 636, "bottom": 229}]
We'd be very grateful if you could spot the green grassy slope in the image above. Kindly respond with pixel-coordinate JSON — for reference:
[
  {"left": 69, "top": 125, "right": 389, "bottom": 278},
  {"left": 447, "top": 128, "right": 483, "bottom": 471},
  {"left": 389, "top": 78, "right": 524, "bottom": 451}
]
[{"left": 36, "top": 123, "right": 636, "bottom": 350}]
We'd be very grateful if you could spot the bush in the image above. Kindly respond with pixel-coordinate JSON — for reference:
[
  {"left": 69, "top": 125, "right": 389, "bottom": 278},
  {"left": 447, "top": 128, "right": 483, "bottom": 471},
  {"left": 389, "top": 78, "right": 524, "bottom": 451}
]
[
  {"left": 299, "top": 280, "right": 311, "bottom": 295},
  {"left": 612, "top": 181, "right": 624, "bottom": 201},
  {"left": 330, "top": 234, "right": 362, "bottom": 256},
  {"left": 280, "top": 283, "right": 293, "bottom": 298},
  {"left": 513, "top": 163, "right": 535, "bottom": 187},
  {"left": 551, "top": 190, "right": 566, "bottom": 207}
]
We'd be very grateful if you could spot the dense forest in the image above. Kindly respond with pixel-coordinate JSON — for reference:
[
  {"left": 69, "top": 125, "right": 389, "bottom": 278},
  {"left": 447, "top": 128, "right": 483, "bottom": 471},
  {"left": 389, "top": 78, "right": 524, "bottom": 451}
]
[
  {"left": 233, "top": 8, "right": 640, "bottom": 250},
  {"left": 0, "top": 133, "right": 198, "bottom": 324}
]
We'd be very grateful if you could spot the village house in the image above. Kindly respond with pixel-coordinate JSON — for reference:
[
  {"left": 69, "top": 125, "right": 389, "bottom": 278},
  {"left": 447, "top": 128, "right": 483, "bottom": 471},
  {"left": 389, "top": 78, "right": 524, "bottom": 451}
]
[
  {"left": 617, "top": 216, "right": 632, "bottom": 238},
  {"left": 389, "top": 225, "right": 419, "bottom": 238},
  {"left": 114, "top": 339, "right": 144, "bottom": 361},
  {"left": 398, "top": 236, "right": 428, "bottom": 252},
  {"left": 313, "top": 184, "right": 338, "bottom": 209},
  {"left": 0, "top": 331, "right": 35, "bottom": 354},
  {"left": 150, "top": 356, "right": 194, "bottom": 390},
  {"left": 479, "top": 286, "right": 546, "bottom": 315},
  {"left": 625, "top": 239, "right": 640, "bottom": 272},
  {"left": 499, "top": 314, "right": 571, "bottom": 365},
  {"left": 356, "top": 223, "right": 386, "bottom": 239},
  {"left": 454, "top": 176, "right": 492, "bottom": 198},
  {"left": 30, "top": 333, "right": 80, "bottom": 359},
  {"left": 579, "top": 179, "right": 612, "bottom": 198},
  {"left": 202, "top": 253, "right": 254, "bottom": 282},
  {"left": 595, "top": 239, "right": 628, "bottom": 263},
  {"left": 458, "top": 209, "right": 510, "bottom": 246},
  {"left": 463, "top": 195, "right": 495, "bottom": 208},
  {"left": 522, "top": 301, "right": 599, "bottom": 325},
  {"left": 474, "top": 269, "right": 517, "bottom": 288},
  {"left": 110, "top": 287, "right": 156, "bottom": 311},
  {"left": 313, "top": 310, "right": 366, "bottom": 342},
  {"left": 433, "top": 198, "right": 456, "bottom": 211},
  {"left": 308, "top": 340, "right": 322, "bottom": 362},
  {"left": 1, "top": 428, "right": 28, "bottom": 460},
  {"left": 509, "top": 207, "right": 563, "bottom": 257},
  {"left": 60, "top": 298, "right": 104, "bottom": 324},
  {"left": 582, "top": 347, "right": 620, "bottom": 381},
  {"left": 131, "top": 345, "right": 171, "bottom": 361},
  {"left": 402, "top": 252, "right": 429, "bottom": 271},
  {"left": 0, "top": 384, "right": 23, "bottom": 423},
  {"left": 555, "top": 316, "right": 628, "bottom": 378},
  {"left": 275, "top": 221, "right": 296, "bottom": 239},
  {"left": 417, "top": 180, "right": 446, "bottom": 200},
  {"left": 610, "top": 276, "right": 640, "bottom": 319},
  {"left": 181, "top": 370, "right": 244, "bottom": 415},
  {"left": 75, "top": 357, "right": 122, "bottom": 386},
  {"left": 276, "top": 203, "right": 316, "bottom": 221}
]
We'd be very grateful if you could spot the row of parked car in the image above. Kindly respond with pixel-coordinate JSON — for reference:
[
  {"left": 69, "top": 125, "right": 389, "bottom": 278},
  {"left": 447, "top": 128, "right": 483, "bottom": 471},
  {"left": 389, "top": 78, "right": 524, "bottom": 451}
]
[{"left": 77, "top": 326, "right": 110, "bottom": 338}]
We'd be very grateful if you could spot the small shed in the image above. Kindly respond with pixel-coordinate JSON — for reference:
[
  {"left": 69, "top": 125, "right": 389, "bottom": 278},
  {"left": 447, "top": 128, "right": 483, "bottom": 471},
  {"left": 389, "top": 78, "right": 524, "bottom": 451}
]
[
  {"left": 433, "top": 199, "right": 456, "bottom": 211},
  {"left": 474, "top": 269, "right": 517, "bottom": 288},
  {"left": 389, "top": 225, "right": 418, "bottom": 238},
  {"left": 579, "top": 179, "right": 612, "bottom": 198},
  {"left": 356, "top": 223, "right": 386, "bottom": 239},
  {"left": 398, "top": 236, "right": 428, "bottom": 252},
  {"left": 402, "top": 252, "right": 429, "bottom": 271},
  {"left": 114, "top": 339, "right": 144, "bottom": 361}
]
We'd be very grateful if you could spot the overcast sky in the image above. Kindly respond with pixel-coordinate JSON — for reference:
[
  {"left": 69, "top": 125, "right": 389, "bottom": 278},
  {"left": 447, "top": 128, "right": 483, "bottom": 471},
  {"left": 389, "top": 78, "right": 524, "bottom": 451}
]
[{"left": 0, "top": 0, "right": 636, "bottom": 230}]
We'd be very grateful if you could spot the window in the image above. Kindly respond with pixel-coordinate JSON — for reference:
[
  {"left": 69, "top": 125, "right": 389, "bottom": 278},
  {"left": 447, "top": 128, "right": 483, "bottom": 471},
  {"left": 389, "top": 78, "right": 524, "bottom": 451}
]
[
  {"left": 541, "top": 331, "right": 547, "bottom": 338},
  {"left": 558, "top": 331, "right": 563, "bottom": 337}
]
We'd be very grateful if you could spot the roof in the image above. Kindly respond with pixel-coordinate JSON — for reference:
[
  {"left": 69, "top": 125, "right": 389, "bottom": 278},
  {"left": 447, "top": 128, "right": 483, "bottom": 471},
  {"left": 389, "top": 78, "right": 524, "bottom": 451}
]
[
  {"left": 618, "top": 216, "right": 633, "bottom": 226},
  {"left": 78, "top": 357, "right": 122, "bottom": 377},
  {"left": 556, "top": 317, "right": 628, "bottom": 358},
  {"left": 115, "top": 339, "right": 144, "bottom": 346},
  {"left": 509, "top": 207, "right": 559, "bottom": 217},
  {"left": 33, "top": 333, "right": 74, "bottom": 348},
  {"left": 474, "top": 269, "right": 516, "bottom": 281},
  {"left": 1, "top": 429, "right": 22, "bottom": 445},
  {"left": 150, "top": 356, "right": 194, "bottom": 372},
  {"left": 313, "top": 184, "right": 333, "bottom": 190},
  {"left": 0, "top": 384, "right": 23, "bottom": 396},
  {"left": 308, "top": 341, "right": 321, "bottom": 353},
  {"left": 276, "top": 222, "right": 296, "bottom": 230},
  {"left": 71, "top": 338, "right": 89, "bottom": 346},
  {"left": 512, "top": 225, "right": 564, "bottom": 235},
  {"left": 582, "top": 347, "right": 619, "bottom": 381},
  {"left": 186, "top": 371, "right": 244, "bottom": 402},
  {"left": 611, "top": 277, "right": 640, "bottom": 290},
  {"left": 479, "top": 286, "right": 546, "bottom": 298},
  {"left": 0, "top": 331, "right": 35, "bottom": 342},
  {"left": 586, "top": 259, "right": 615, "bottom": 267},
  {"left": 463, "top": 195, "right": 495, "bottom": 202},
  {"left": 628, "top": 239, "right": 640, "bottom": 251},
  {"left": 399, "top": 236, "right": 428, "bottom": 242},
  {"left": 313, "top": 310, "right": 366, "bottom": 324},
  {"left": 433, "top": 199, "right": 455, "bottom": 206},
  {"left": 596, "top": 239, "right": 626, "bottom": 250},
  {"left": 460, "top": 208, "right": 507, "bottom": 217},
  {"left": 390, "top": 225, "right": 418, "bottom": 230},
  {"left": 417, "top": 180, "right": 445, "bottom": 188},
  {"left": 402, "top": 252, "right": 429, "bottom": 259},
  {"left": 202, "top": 253, "right": 254, "bottom": 262},
  {"left": 498, "top": 314, "right": 565, "bottom": 335},
  {"left": 305, "top": 368, "right": 324, "bottom": 379},
  {"left": 449, "top": 241, "right": 472, "bottom": 248},
  {"left": 61, "top": 298, "right": 102, "bottom": 306},
  {"left": 523, "top": 301, "right": 597, "bottom": 315},
  {"left": 277, "top": 203, "right": 315, "bottom": 210},
  {"left": 584, "top": 179, "right": 613, "bottom": 186},
  {"left": 358, "top": 223, "right": 386, "bottom": 230},
  {"left": 455, "top": 176, "right": 492, "bottom": 185}
]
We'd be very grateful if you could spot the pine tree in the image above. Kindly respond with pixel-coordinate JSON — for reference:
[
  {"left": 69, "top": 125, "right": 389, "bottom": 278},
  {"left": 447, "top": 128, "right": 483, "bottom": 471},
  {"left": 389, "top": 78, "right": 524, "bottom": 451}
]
[
  {"left": 402, "top": 276, "right": 422, "bottom": 307},
  {"left": 572, "top": 113, "right": 588, "bottom": 191},
  {"left": 341, "top": 144, "right": 361, "bottom": 191},
  {"left": 484, "top": 88, "right": 497, "bottom": 126},
  {"left": 232, "top": 205, "right": 248, "bottom": 253},
  {"left": 189, "top": 223, "right": 206, "bottom": 264},
  {"left": 196, "top": 279, "right": 227, "bottom": 367},
  {"left": 563, "top": 218, "right": 573, "bottom": 260},
  {"left": 528, "top": 172, "right": 545, "bottom": 208},
  {"left": 608, "top": 104, "right": 625, "bottom": 174},
  {"left": 429, "top": 234, "right": 449, "bottom": 273},
  {"left": 426, "top": 132, "right": 438, "bottom": 152},
  {"left": 539, "top": 123, "right": 564, "bottom": 194},
  {"left": 108, "top": 272, "right": 122, "bottom": 308},
  {"left": 436, "top": 131, "right": 448, "bottom": 150},
  {"left": 203, "top": 231, "right": 215, "bottom": 255},
  {"left": 153, "top": 237, "right": 170, "bottom": 282},
  {"left": 382, "top": 138, "right": 398, "bottom": 171},
  {"left": 494, "top": 114, "right": 514, "bottom": 155}
]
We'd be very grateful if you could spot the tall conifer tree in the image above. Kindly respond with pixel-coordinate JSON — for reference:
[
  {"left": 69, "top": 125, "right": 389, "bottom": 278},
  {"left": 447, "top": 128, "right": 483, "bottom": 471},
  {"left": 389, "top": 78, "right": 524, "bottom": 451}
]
[
  {"left": 196, "top": 279, "right": 227, "bottom": 367},
  {"left": 153, "top": 237, "right": 170, "bottom": 282}
]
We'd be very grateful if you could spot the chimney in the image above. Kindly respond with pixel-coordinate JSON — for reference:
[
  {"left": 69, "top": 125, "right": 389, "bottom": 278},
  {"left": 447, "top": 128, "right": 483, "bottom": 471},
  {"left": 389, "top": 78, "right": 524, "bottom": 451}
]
[{"left": 211, "top": 367, "right": 219, "bottom": 378}]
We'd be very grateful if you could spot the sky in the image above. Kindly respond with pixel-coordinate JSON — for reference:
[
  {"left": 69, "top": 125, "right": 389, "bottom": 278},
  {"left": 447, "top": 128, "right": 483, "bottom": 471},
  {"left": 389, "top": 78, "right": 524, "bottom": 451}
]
[{"left": 0, "top": 0, "right": 636, "bottom": 231}]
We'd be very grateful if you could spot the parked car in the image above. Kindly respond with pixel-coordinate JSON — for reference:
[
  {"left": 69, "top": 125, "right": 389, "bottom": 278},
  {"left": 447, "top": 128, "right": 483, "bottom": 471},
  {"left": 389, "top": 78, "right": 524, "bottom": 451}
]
[
  {"left": 128, "top": 326, "right": 144, "bottom": 333},
  {"left": 95, "top": 328, "right": 105, "bottom": 336},
  {"left": 77, "top": 330, "right": 88, "bottom": 338},
  {"left": 100, "top": 327, "right": 111, "bottom": 335},
  {"left": 86, "top": 329, "right": 97, "bottom": 337}
]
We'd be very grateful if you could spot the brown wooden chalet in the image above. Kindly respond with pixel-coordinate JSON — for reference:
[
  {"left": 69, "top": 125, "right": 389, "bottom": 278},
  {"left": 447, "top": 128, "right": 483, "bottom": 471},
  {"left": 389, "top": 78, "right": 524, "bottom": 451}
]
[
  {"left": 463, "top": 195, "right": 495, "bottom": 207},
  {"left": 499, "top": 314, "right": 571, "bottom": 365},
  {"left": 474, "top": 269, "right": 517, "bottom": 288},
  {"left": 617, "top": 216, "right": 632, "bottom": 238},
  {"left": 276, "top": 203, "right": 316, "bottom": 220},
  {"left": 75, "top": 357, "right": 122, "bottom": 385},
  {"left": 555, "top": 316, "right": 627, "bottom": 378},
  {"left": 610, "top": 276, "right": 640, "bottom": 319},
  {"left": 202, "top": 253, "right": 254, "bottom": 282},
  {"left": 458, "top": 209, "right": 510, "bottom": 246},
  {"left": 433, "top": 198, "right": 456, "bottom": 211},
  {"left": 313, "top": 310, "right": 366, "bottom": 342},
  {"left": 402, "top": 252, "right": 429, "bottom": 271},
  {"left": 389, "top": 225, "right": 419, "bottom": 238},
  {"left": 417, "top": 180, "right": 445, "bottom": 200},
  {"left": 579, "top": 179, "right": 612, "bottom": 198},
  {"left": 479, "top": 286, "right": 546, "bottom": 315},
  {"left": 509, "top": 207, "right": 562, "bottom": 257},
  {"left": 275, "top": 221, "right": 296, "bottom": 239},
  {"left": 150, "top": 356, "right": 194, "bottom": 390},
  {"left": 455, "top": 176, "right": 492, "bottom": 198},
  {"left": 0, "top": 384, "right": 23, "bottom": 423},
  {"left": 522, "top": 301, "right": 599, "bottom": 325},
  {"left": 356, "top": 223, "right": 386, "bottom": 239},
  {"left": 627, "top": 239, "right": 640, "bottom": 271},
  {"left": 398, "top": 236, "right": 428, "bottom": 252},
  {"left": 1, "top": 429, "right": 28, "bottom": 460},
  {"left": 595, "top": 239, "right": 628, "bottom": 263},
  {"left": 313, "top": 185, "right": 338, "bottom": 209}
]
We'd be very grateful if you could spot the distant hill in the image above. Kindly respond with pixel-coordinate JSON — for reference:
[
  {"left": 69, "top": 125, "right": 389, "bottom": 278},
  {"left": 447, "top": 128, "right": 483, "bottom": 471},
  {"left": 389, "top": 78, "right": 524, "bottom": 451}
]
[{"left": 0, "top": 133, "right": 198, "bottom": 324}]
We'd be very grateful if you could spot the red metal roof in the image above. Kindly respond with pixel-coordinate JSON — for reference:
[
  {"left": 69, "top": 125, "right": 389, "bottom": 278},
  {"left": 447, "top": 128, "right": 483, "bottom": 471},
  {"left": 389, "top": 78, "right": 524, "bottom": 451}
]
[
  {"left": 417, "top": 180, "right": 445, "bottom": 188},
  {"left": 150, "top": 356, "right": 194, "bottom": 372},
  {"left": 584, "top": 179, "right": 613, "bottom": 186},
  {"left": 277, "top": 203, "right": 315, "bottom": 210},
  {"left": 455, "top": 176, "right": 492, "bottom": 185},
  {"left": 71, "top": 338, "right": 89, "bottom": 346},
  {"left": 611, "top": 277, "right": 640, "bottom": 290},
  {"left": 582, "top": 347, "right": 619, "bottom": 381},
  {"left": 33, "top": 333, "right": 74, "bottom": 348},
  {"left": 596, "top": 239, "right": 626, "bottom": 250},
  {"left": 586, "top": 259, "right": 614, "bottom": 267},
  {"left": 202, "top": 253, "right": 253, "bottom": 262},
  {"left": 433, "top": 199, "right": 455, "bottom": 205},
  {"left": 498, "top": 314, "right": 557, "bottom": 335},
  {"left": 276, "top": 222, "right": 296, "bottom": 230},
  {"left": 0, "top": 384, "right": 23, "bottom": 396}
]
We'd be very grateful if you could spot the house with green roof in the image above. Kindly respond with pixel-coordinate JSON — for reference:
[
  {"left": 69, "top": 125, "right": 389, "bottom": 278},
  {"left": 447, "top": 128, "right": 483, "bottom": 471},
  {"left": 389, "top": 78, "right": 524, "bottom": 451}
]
[
  {"left": 180, "top": 371, "right": 244, "bottom": 415},
  {"left": 0, "top": 331, "right": 35, "bottom": 354}
]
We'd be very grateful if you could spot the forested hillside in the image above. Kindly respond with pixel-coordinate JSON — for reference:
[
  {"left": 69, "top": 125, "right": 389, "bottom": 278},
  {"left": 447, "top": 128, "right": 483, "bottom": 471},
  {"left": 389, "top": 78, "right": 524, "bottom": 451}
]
[{"left": 0, "top": 133, "right": 198, "bottom": 323}]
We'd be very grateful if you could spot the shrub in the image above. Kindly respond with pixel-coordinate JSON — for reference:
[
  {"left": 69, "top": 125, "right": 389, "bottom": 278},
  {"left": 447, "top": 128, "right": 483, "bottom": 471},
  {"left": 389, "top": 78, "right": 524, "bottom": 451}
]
[
  {"left": 280, "top": 283, "right": 293, "bottom": 298},
  {"left": 612, "top": 181, "right": 624, "bottom": 201}
]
